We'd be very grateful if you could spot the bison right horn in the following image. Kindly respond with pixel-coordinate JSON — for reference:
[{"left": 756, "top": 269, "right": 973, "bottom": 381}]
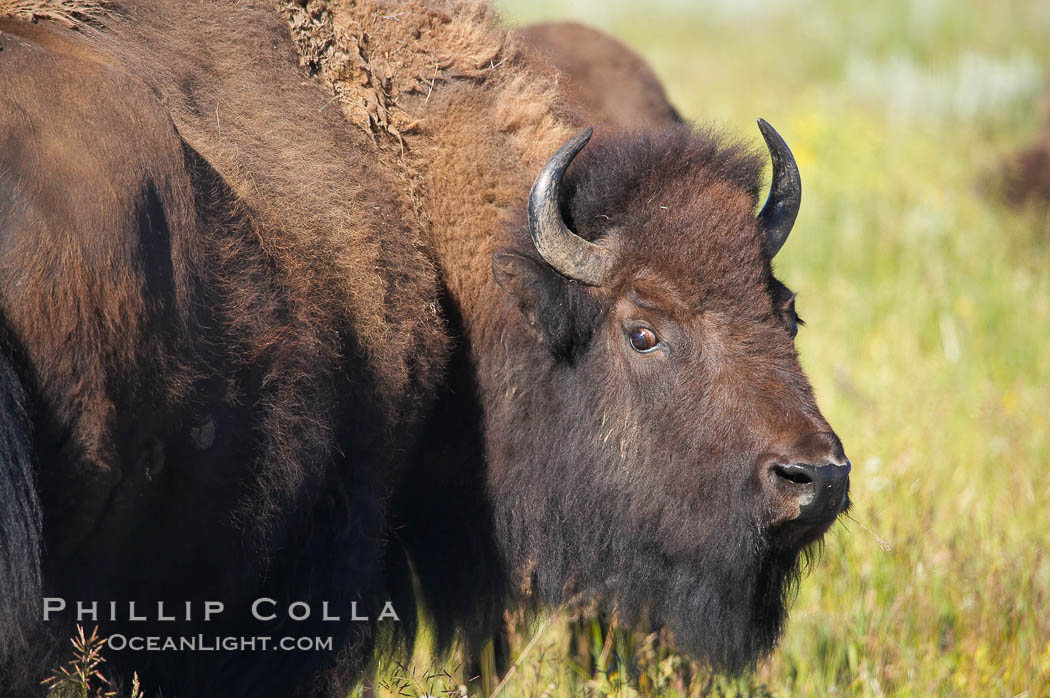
[
  {"left": 528, "top": 127, "right": 613, "bottom": 286},
  {"left": 756, "top": 118, "right": 802, "bottom": 259}
]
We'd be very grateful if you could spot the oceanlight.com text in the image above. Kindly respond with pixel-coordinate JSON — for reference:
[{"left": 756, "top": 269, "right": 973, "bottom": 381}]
[{"left": 105, "top": 634, "right": 335, "bottom": 652}]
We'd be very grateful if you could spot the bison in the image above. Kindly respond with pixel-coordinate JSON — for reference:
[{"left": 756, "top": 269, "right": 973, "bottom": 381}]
[
  {"left": 998, "top": 80, "right": 1050, "bottom": 209},
  {"left": 520, "top": 21, "right": 684, "bottom": 129},
  {"left": 0, "top": 1, "right": 850, "bottom": 695}
]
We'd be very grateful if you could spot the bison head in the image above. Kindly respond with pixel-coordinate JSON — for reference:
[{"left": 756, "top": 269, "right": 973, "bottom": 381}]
[{"left": 488, "top": 121, "right": 849, "bottom": 671}]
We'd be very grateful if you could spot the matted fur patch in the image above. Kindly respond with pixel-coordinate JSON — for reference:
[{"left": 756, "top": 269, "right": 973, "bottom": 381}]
[
  {"left": 278, "top": 0, "right": 510, "bottom": 142},
  {"left": 0, "top": 0, "right": 110, "bottom": 28}
]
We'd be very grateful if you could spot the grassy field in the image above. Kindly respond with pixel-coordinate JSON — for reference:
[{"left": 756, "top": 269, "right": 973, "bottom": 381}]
[{"left": 370, "top": 0, "right": 1050, "bottom": 696}]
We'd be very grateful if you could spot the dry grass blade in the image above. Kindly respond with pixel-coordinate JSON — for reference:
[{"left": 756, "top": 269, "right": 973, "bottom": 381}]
[
  {"left": 487, "top": 604, "right": 569, "bottom": 698},
  {"left": 41, "top": 625, "right": 118, "bottom": 697}
]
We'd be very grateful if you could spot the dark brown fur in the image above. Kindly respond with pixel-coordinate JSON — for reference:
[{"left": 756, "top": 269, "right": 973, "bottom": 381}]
[{"left": 0, "top": 1, "right": 848, "bottom": 694}]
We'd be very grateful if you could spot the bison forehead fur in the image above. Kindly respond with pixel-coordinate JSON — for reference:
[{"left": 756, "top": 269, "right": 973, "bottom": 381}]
[{"left": 0, "top": 0, "right": 848, "bottom": 694}]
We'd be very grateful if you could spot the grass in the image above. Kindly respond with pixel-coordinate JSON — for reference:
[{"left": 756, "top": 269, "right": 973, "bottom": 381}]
[{"left": 366, "top": 0, "right": 1050, "bottom": 695}]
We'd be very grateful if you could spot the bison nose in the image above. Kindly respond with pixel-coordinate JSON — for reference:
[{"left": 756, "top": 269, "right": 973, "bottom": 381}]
[{"left": 769, "top": 458, "right": 851, "bottom": 523}]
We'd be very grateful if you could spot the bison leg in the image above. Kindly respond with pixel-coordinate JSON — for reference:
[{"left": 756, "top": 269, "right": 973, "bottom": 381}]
[{"left": 0, "top": 330, "right": 41, "bottom": 664}]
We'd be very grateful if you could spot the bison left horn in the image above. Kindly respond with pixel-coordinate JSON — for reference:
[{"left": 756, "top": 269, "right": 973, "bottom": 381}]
[
  {"left": 528, "top": 126, "right": 613, "bottom": 286},
  {"left": 756, "top": 118, "right": 802, "bottom": 258}
]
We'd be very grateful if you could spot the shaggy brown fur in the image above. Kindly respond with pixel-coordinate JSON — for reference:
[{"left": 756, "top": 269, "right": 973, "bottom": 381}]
[
  {"left": 0, "top": 0, "right": 849, "bottom": 694},
  {"left": 520, "top": 21, "right": 683, "bottom": 129}
]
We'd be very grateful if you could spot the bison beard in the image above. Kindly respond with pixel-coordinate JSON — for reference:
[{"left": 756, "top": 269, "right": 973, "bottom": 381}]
[{"left": 496, "top": 476, "right": 804, "bottom": 672}]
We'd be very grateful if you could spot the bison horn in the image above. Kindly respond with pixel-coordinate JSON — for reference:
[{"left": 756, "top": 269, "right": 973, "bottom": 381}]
[
  {"left": 756, "top": 118, "right": 802, "bottom": 258},
  {"left": 528, "top": 126, "right": 613, "bottom": 286}
]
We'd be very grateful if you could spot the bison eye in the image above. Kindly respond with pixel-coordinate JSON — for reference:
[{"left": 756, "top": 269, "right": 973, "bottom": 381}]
[{"left": 628, "top": 325, "right": 659, "bottom": 353}]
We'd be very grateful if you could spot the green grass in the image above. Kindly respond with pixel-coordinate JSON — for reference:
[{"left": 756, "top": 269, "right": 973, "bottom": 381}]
[{"left": 368, "top": 0, "right": 1050, "bottom": 695}]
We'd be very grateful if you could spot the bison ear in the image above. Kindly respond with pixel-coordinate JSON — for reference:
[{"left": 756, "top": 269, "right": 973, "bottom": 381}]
[
  {"left": 492, "top": 250, "right": 597, "bottom": 360},
  {"left": 492, "top": 251, "right": 561, "bottom": 329}
]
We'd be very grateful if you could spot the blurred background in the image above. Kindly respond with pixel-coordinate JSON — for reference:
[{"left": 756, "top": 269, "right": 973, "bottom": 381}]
[{"left": 376, "top": 0, "right": 1050, "bottom": 694}]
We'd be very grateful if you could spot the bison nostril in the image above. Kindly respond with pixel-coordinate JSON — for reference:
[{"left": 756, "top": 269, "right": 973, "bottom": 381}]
[
  {"left": 766, "top": 456, "right": 851, "bottom": 532},
  {"left": 772, "top": 463, "right": 813, "bottom": 486}
]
